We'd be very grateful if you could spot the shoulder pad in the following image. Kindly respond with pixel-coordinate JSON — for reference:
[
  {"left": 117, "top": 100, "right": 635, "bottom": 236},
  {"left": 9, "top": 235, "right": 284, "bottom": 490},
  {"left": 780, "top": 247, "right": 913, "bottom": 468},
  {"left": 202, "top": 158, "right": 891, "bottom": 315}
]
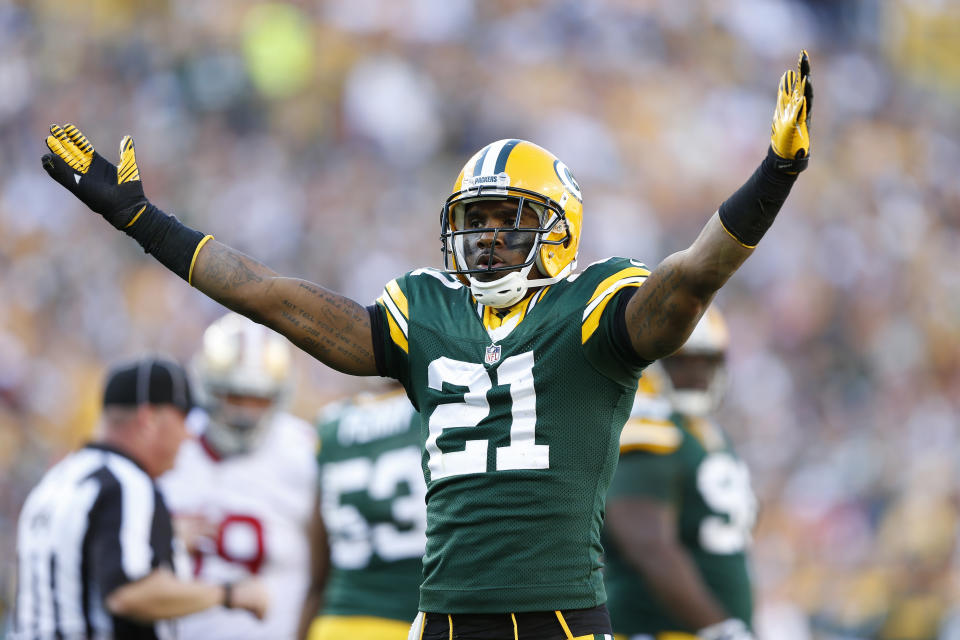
[
  {"left": 619, "top": 418, "right": 683, "bottom": 455},
  {"left": 408, "top": 267, "right": 463, "bottom": 289},
  {"left": 580, "top": 256, "right": 650, "bottom": 275}
]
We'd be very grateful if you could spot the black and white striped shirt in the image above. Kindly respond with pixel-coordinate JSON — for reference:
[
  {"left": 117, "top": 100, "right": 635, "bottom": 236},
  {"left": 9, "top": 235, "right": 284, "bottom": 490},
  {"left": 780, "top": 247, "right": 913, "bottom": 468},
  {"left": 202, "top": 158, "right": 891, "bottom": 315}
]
[{"left": 11, "top": 443, "right": 178, "bottom": 640}]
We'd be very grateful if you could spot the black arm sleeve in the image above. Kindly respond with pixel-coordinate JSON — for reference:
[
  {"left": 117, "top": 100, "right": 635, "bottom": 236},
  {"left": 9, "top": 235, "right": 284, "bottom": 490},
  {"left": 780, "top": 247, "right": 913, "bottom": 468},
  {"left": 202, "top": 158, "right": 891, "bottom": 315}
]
[
  {"left": 367, "top": 304, "right": 387, "bottom": 378},
  {"left": 125, "top": 204, "right": 206, "bottom": 281},
  {"left": 717, "top": 147, "right": 800, "bottom": 248}
]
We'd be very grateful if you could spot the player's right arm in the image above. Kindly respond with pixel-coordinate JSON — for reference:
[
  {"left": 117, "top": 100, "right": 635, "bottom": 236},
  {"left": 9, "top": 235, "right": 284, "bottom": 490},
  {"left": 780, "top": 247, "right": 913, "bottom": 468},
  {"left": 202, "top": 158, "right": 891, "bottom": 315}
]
[
  {"left": 189, "top": 241, "right": 377, "bottom": 375},
  {"left": 605, "top": 496, "right": 733, "bottom": 633},
  {"left": 40, "top": 124, "right": 377, "bottom": 376},
  {"left": 608, "top": 433, "right": 753, "bottom": 640},
  {"left": 296, "top": 494, "right": 330, "bottom": 640}
]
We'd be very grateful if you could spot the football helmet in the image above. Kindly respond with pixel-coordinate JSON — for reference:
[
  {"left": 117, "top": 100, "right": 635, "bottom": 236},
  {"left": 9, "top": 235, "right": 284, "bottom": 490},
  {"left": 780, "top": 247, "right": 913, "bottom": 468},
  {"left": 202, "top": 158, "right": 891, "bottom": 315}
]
[
  {"left": 193, "top": 313, "right": 293, "bottom": 456},
  {"left": 630, "top": 362, "right": 673, "bottom": 422},
  {"left": 660, "top": 306, "right": 729, "bottom": 417},
  {"left": 441, "top": 139, "right": 583, "bottom": 308}
]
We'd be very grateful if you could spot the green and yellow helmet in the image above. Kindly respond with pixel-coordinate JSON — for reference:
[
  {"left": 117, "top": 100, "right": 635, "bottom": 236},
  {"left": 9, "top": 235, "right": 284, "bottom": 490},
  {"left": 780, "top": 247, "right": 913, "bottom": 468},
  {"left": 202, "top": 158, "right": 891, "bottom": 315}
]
[{"left": 441, "top": 139, "right": 583, "bottom": 307}]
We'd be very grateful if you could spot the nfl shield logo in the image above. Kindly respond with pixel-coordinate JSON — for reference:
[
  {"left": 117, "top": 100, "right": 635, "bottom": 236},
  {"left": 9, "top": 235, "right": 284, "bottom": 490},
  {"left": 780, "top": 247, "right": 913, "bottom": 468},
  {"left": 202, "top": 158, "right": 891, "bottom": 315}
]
[{"left": 484, "top": 344, "right": 502, "bottom": 365}]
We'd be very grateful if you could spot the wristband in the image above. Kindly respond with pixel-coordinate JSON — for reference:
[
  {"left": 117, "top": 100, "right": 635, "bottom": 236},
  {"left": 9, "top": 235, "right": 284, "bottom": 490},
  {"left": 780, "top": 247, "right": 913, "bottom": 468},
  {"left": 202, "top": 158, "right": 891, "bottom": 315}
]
[
  {"left": 717, "top": 147, "right": 800, "bottom": 248},
  {"left": 222, "top": 582, "right": 234, "bottom": 609},
  {"left": 123, "top": 203, "right": 209, "bottom": 282}
]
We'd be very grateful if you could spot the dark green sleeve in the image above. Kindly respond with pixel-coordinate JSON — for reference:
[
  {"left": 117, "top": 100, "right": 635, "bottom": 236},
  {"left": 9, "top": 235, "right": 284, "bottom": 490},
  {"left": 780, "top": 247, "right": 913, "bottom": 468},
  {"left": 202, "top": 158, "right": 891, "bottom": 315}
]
[
  {"left": 371, "top": 279, "right": 412, "bottom": 389},
  {"left": 608, "top": 449, "right": 682, "bottom": 505},
  {"left": 582, "top": 287, "right": 650, "bottom": 388}
]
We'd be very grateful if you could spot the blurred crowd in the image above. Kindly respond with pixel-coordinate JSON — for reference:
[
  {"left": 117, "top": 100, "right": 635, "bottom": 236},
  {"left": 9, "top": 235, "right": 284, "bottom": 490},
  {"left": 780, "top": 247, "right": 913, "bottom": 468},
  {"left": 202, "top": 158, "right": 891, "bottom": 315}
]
[{"left": 2, "top": 0, "right": 959, "bottom": 638}]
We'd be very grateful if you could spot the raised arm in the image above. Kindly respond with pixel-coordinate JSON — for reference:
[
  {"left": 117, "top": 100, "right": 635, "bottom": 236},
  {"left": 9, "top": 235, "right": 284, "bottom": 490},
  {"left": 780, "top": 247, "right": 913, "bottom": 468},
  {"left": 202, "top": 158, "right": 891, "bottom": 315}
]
[
  {"left": 189, "top": 241, "right": 376, "bottom": 375},
  {"left": 626, "top": 50, "right": 813, "bottom": 362},
  {"left": 41, "top": 125, "right": 378, "bottom": 376}
]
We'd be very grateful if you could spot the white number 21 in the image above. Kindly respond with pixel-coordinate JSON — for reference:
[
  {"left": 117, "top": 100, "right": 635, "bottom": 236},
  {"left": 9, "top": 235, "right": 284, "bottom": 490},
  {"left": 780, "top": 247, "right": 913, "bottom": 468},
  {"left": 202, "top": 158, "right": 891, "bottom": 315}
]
[{"left": 426, "top": 352, "right": 549, "bottom": 479}]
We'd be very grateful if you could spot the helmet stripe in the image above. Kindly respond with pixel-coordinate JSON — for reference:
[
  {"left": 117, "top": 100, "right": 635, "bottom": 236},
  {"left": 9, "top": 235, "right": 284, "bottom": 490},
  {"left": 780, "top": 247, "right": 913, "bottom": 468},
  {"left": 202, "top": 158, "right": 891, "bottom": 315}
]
[
  {"left": 476, "top": 139, "right": 512, "bottom": 177},
  {"left": 471, "top": 146, "right": 491, "bottom": 178},
  {"left": 493, "top": 139, "right": 521, "bottom": 174}
]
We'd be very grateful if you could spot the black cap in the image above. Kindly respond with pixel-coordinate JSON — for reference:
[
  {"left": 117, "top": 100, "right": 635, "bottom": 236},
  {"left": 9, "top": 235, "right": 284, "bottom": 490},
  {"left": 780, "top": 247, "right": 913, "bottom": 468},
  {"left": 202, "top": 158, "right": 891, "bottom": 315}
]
[{"left": 103, "top": 356, "right": 195, "bottom": 414}]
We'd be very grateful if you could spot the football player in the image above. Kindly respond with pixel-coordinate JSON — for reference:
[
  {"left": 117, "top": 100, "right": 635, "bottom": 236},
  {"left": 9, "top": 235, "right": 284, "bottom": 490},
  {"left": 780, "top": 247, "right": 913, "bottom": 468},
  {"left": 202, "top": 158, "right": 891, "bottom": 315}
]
[
  {"left": 297, "top": 384, "right": 425, "bottom": 640},
  {"left": 604, "top": 307, "right": 758, "bottom": 640},
  {"left": 42, "top": 51, "right": 811, "bottom": 639},
  {"left": 159, "top": 313, "right": 318, "bottom": 640}
]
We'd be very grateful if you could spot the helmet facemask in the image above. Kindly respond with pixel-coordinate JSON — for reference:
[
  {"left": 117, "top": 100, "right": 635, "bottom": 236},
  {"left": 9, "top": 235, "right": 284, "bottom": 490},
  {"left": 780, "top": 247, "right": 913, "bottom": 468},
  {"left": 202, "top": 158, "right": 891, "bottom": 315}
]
[
  {"left": 441, "top": 183, "right": 571, "bottom": 308},
  {"left": 660, "top": 353, "right": 727, "bottom": 417},
  {"left": 193, "top": 313, "right": 293, "bottom": 457},
  {"left": 202, "top": 392, "right": 279, "bottom": 456}
]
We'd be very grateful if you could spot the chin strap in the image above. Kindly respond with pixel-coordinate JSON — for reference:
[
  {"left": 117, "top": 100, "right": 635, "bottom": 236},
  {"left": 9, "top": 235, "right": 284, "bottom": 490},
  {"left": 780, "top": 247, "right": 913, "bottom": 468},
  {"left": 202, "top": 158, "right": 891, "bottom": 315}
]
[
  {"left": 469, "top": 268, "right": 532, "bottom": 308},
  {"left": 469, "top": 267, "right": 571, "bottom": 309}
]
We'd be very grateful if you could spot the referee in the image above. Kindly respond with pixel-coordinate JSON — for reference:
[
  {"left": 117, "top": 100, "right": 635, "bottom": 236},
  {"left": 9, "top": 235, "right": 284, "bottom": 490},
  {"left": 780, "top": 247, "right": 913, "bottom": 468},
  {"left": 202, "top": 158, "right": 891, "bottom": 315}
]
[{"left": 10, "top": 356, "right": 269, "bottom": 640}]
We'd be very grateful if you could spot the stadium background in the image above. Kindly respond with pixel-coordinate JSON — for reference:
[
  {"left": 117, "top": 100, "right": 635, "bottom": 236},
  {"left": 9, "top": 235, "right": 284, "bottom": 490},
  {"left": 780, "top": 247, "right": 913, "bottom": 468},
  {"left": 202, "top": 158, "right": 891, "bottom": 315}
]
[{"left": 1, "top": 1, "right": 958, "bottom": 638}]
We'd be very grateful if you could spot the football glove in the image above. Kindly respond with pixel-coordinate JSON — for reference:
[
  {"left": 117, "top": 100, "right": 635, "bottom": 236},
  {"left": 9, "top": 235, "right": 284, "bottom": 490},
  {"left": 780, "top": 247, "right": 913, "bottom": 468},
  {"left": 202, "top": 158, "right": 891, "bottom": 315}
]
[
  {"left": 698, "top": 618, "right": 755, "bottom": 640},
  {"left": 769, "top": 49, "right": 812, "bottom": 172},
  {"left": 41, "top": 124, "right": 148, "bottom": 229}
]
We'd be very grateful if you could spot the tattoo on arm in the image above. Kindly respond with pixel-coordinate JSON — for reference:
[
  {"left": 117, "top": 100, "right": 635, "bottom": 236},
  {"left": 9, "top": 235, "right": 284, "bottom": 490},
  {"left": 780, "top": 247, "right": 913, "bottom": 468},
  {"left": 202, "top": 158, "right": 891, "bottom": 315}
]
[
  {"left": 192, "top": 240, "right": 377, "bottom": 375},
  {"left": 196, "top": 242, "right": 267, "bottom": 291},
  {"left": 627, "top": 215, "right": 754, "bottom": 362},
  {"left": 629, "top": 264, "right": 687, "bottom": 357},
  {"left": 279, "top": 284, "right": 375, "bottom": 372}
]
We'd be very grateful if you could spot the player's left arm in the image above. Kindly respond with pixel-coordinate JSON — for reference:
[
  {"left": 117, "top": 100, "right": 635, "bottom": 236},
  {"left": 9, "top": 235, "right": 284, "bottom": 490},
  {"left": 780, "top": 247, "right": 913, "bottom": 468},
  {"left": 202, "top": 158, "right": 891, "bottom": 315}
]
[
  {"left": 625, "top": 51, "right": 812, "bottom": 362},
  {"left": 296, "top": 494, "right": 330, "bottom": 640}
]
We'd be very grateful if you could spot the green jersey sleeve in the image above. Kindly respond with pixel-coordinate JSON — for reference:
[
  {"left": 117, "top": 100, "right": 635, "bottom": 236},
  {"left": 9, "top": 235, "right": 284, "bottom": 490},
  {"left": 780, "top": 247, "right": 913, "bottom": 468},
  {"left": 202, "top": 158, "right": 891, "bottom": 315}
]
[
  {"left": 372, "top": 274, "right": 413, "bottom": 388},
  {"left": 578, "top": 258, "right": 651, "bottom": 386}
]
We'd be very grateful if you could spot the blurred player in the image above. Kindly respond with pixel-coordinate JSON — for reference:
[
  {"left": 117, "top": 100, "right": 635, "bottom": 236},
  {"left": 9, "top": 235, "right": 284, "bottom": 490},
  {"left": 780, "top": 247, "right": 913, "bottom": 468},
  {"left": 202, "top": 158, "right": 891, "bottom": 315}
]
[
  {"left": 160, "top": 313, "right": 317, "bottom": 640},
  {"left": 604, "top": 307, "right": 758, "bottom": 640},
  {"left": 297, "top": 384, "right": 426, "bottom": 640}
]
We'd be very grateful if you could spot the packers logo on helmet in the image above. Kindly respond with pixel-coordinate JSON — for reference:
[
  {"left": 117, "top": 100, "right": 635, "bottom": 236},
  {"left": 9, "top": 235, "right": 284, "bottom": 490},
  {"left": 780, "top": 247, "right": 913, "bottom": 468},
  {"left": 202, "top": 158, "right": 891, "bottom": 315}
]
[{"left": 440, "top": 139, "right": 584, "bottom": 308}]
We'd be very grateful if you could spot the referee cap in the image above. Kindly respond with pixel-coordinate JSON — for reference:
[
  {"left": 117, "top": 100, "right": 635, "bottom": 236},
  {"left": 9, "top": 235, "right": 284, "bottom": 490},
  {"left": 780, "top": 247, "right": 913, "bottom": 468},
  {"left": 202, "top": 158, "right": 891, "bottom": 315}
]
[{"left": 103, "top": 356, "right": 195, "bottom": 414}]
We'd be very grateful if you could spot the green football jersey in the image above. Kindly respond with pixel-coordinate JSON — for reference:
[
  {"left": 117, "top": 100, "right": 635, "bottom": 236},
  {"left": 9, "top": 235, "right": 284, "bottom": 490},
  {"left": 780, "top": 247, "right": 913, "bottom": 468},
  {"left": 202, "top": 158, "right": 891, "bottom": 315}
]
[
  {"left": 373, "top": 257, "right": 651, "bottom": 613},
  {"left": 603, "top": 409, "right": 757, "bottom": 635},
  {"left": 316, "top": 390, "right": 425, "bottom": 622}
]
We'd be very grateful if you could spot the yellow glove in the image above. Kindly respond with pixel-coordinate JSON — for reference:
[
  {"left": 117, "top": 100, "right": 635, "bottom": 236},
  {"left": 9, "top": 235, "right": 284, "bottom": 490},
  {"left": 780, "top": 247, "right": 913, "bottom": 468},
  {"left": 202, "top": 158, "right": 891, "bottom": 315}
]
[{"left": 770, "top": 50, "right": 812, "bottom": 172}]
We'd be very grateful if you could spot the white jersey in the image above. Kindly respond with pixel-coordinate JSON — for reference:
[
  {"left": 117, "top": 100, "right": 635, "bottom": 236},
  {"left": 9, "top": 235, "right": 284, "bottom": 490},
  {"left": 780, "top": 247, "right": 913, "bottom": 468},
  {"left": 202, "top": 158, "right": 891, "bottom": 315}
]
[{"left": 159, "top": 411, "right": 317, "bottom": 640}]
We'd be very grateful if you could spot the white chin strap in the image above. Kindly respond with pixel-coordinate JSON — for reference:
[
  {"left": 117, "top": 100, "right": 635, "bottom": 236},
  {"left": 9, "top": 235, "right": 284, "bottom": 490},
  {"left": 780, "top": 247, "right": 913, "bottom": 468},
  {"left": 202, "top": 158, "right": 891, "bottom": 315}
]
[
  {"left": 469, "top": 266, "right": 532, "bottom": 308},
  {"left": 469, "top": 267, "right": 568, "bottom": 309}
]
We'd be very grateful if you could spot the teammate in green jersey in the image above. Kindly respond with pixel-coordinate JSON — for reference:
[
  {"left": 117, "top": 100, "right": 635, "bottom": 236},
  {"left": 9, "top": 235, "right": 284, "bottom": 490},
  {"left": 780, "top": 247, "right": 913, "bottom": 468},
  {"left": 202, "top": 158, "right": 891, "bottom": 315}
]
[
  {"left": 297, "top": 385, "right": 425, "bottom": 640},
  {"left": 604, "top": 307, "right": 757, "bottom": 640},
  {"left": 41, "top": 51, "right": 811, "bottom": 639}
]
